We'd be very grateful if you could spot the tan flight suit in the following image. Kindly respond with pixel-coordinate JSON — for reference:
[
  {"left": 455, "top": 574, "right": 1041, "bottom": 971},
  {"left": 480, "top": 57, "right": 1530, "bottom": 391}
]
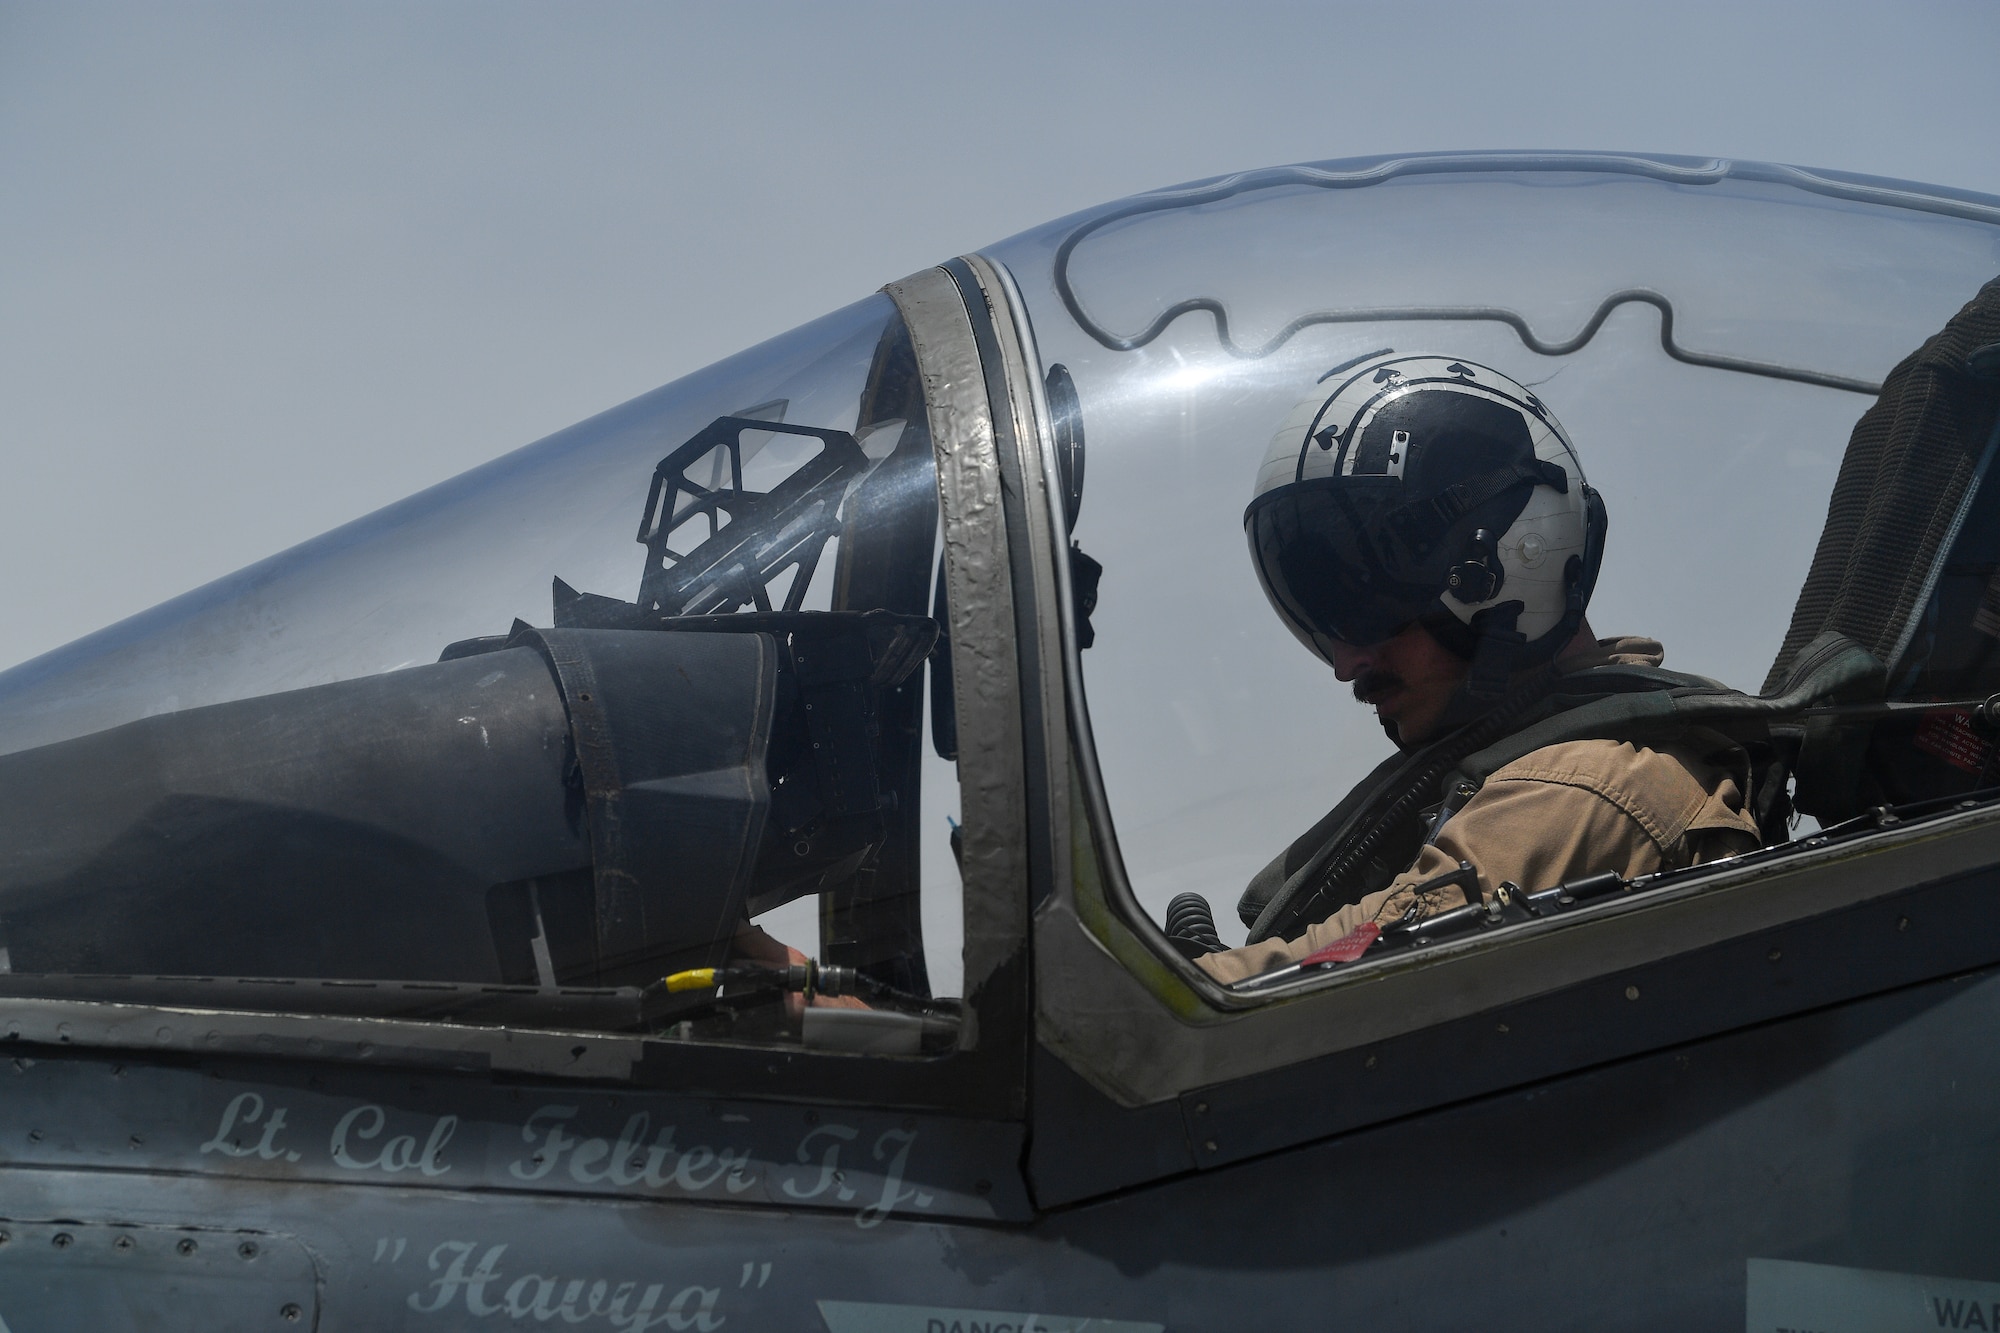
[{"left": 1196, "top": 636, "right": 1763, "bottom": 984}]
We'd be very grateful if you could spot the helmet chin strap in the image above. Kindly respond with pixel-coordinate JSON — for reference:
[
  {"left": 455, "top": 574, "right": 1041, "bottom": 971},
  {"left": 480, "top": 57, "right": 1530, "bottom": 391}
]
[
  {"left": 1419, "top": 601, "right": 1529, "bottom": 711},
  {"left": 1463, "top": 603, "right": 1528, "bottom": 698},
  {"left": 1420, "top": 598, "right": 1587, "bottom": 742},
  {"left": 1437, "top": 547, "right": 1597, "bottom": 714}
]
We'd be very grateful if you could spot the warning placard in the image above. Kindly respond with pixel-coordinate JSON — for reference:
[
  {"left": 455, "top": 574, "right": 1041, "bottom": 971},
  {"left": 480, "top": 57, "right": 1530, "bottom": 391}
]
[{"left": 1748, "top": 1258, "right": 2000, "bottom": 1332}]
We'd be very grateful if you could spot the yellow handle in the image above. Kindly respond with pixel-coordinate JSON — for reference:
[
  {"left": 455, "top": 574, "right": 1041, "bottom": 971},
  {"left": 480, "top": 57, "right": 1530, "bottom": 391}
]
[{"left": 661, "top": 968, "right": 718, "bottom": 993}]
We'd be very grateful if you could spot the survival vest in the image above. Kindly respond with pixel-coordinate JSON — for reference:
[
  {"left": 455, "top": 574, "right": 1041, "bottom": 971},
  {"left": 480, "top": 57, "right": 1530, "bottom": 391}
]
[{"left": 1236, "top": 630, "right": 1883, "bottom": 945}]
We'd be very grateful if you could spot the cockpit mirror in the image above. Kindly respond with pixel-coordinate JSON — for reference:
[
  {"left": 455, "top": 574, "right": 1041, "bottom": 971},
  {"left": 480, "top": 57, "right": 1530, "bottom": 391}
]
[
  {"left": 1044, "top": 363, "right": 1103, "bottom": 651},
  {"left": 1047, "top": 363, "right": 1086, "bottom": 532}
]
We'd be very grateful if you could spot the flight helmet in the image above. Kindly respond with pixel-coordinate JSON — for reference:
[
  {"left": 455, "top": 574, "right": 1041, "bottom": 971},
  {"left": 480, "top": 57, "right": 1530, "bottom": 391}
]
[{"left": 1245, "top": 354, "right": 1607, "bottom": 693}]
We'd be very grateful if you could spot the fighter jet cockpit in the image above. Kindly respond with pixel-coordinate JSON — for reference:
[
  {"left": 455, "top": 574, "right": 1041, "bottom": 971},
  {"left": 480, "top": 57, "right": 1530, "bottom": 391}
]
[
  {"left": 0, "top": 295, "right": 974, "bottom": 1056},
  {"left": 2, "top": 154, "right": 1999, "bottom": 1105},
  {"left": 995, "top": 155, "right": 2000, "bottom": 1105}
]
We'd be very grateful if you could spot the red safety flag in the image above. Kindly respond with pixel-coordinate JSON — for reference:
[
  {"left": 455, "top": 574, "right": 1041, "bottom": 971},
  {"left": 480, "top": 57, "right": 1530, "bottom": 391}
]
[{"left": 1300, "top": 922, "right": 1380, "bottom": 967}]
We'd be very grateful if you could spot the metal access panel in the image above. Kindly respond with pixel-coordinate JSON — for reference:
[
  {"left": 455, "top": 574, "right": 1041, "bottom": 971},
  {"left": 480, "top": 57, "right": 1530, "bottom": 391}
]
[{"left": 0, "top": 1220, "right": 318, "bottom": 1331}]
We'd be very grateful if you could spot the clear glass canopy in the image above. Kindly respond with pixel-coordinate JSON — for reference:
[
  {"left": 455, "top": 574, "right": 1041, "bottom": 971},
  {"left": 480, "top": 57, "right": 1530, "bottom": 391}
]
[
  {"left": 0, "top": 297, "right": 916, "bottom": 751},
  {"left": 984, "top": 153, "right": 2000, "bottom": 948},
  {"left": 0, "top": 295, "right": 966, "bottom": 1038},
  {"left": 3, "top": 149, "right": 1997, "bottom": 1031}
]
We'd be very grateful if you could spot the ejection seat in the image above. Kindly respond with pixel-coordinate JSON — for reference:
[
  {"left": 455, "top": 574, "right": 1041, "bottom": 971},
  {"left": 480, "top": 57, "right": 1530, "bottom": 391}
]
[{"left": 1768, "top": 276, "right": 2000, "bottom": 825}]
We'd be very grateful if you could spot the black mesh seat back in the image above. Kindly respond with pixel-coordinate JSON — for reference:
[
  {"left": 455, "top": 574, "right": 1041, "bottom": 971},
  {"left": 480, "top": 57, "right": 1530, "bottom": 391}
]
[
  {"left": 1767, "top": 276, "right": 2000, "bottom": 812},
  {"left": 1767, "top": 277, "right": 2000, "bottom": 693}
]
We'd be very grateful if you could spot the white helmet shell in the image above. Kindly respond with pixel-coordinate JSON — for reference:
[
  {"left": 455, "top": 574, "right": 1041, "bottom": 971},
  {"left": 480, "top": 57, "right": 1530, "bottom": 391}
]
[{"left": 1246, "top": 354, "right": 1605, "bottom": 677}]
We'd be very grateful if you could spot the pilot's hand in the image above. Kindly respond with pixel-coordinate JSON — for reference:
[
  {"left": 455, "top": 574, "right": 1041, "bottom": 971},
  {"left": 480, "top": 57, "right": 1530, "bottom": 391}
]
[{"left": 730, "top": 922, "right": 871, "bottom": 1013}]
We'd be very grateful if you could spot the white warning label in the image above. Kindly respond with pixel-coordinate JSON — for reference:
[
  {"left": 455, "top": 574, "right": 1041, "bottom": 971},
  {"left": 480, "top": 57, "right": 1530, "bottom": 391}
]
[
  {"left": 1748, "top": 1258, "right": 2000, "bottom": 1332},
  {"left": 1972, "top": 567, "right": 2000, "bottom": 639}
]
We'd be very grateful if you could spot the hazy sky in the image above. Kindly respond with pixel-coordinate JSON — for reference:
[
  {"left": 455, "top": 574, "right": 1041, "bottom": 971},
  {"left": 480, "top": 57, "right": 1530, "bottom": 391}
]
[{"left": 3, "top": 1, "right": 1998, "bottom": 672}]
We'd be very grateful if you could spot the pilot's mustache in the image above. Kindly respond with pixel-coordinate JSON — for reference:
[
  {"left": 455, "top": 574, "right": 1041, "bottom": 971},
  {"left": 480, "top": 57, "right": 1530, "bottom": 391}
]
[{"left": 1353, "top": 668, "right": 1404, "bottom": 705}]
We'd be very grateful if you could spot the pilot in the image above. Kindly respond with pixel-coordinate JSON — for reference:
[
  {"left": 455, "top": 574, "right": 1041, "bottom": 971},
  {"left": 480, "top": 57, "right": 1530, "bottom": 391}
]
[{"left": 1187, "top": 355, "right": 1763, "bottom": 983}]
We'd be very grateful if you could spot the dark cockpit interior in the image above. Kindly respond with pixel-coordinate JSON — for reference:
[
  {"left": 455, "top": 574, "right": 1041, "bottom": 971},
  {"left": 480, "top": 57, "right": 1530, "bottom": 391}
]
[{"left": 0, "top": 313, "right": 966, "bottom": 1044}]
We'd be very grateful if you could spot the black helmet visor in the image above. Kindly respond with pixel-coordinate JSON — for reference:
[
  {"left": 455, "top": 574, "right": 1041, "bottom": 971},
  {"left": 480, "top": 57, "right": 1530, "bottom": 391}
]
[{"left": 1245, "top": 477, "right": 1450, "bottom": 651}]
